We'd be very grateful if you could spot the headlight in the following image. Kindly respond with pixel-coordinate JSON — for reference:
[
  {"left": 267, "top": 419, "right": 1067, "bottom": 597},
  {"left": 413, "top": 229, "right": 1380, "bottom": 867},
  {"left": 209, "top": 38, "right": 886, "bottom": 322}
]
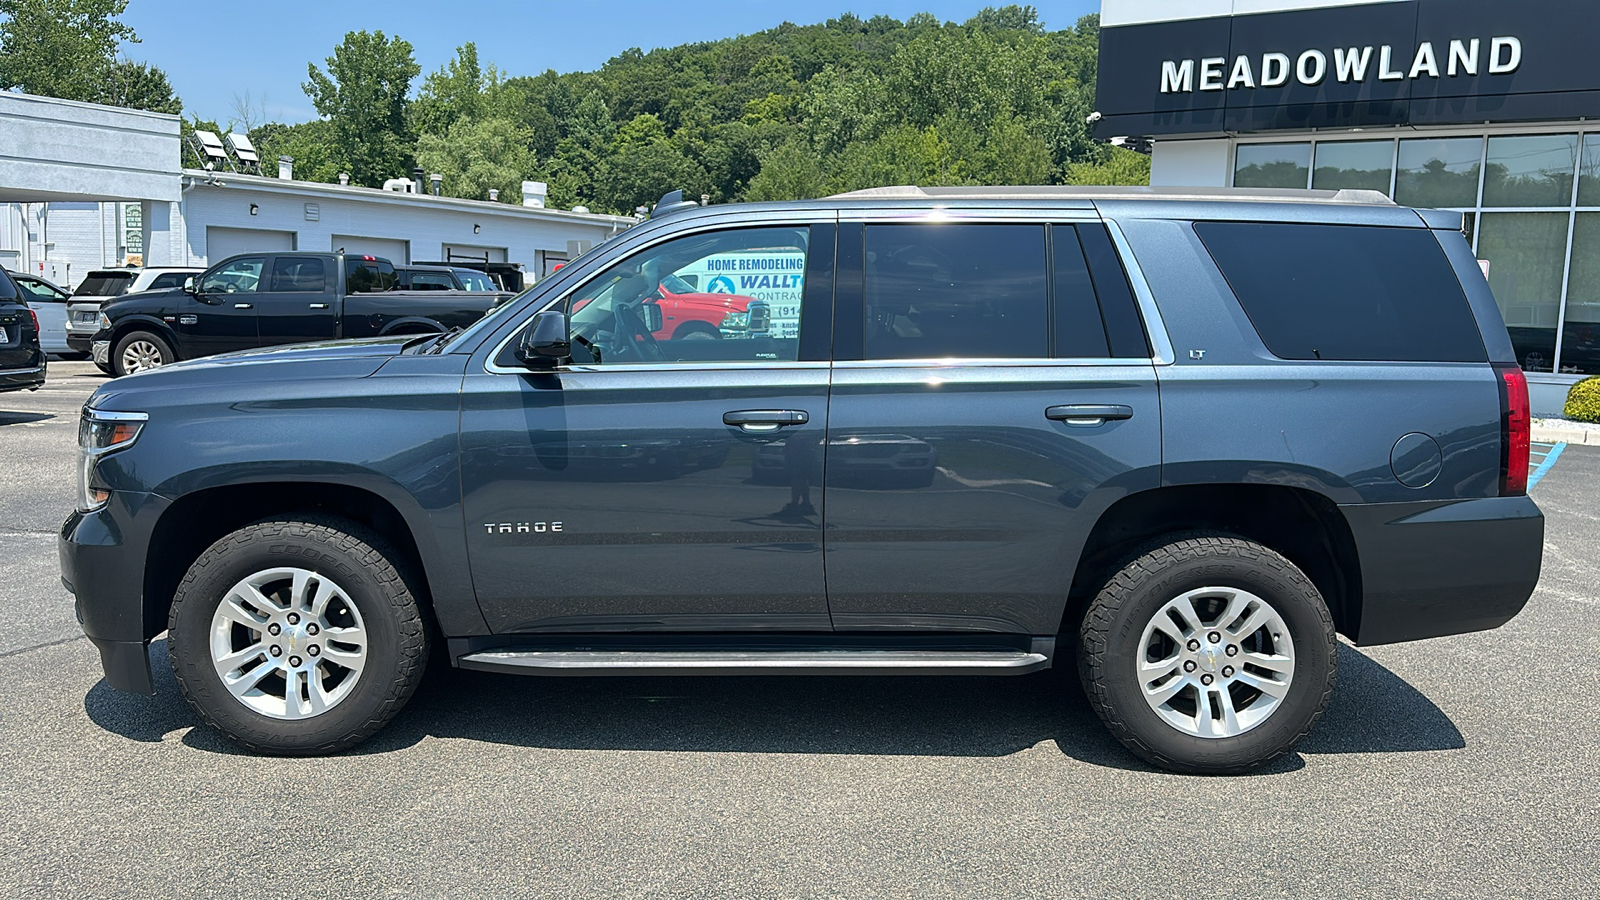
[
  {"left": 720, "top": 311, "right": 749, "bottom": 331},
  {"left": 98, "top": 311, "right": 111, "bottom": 330},
  {"left": 78, "top": 408, "right": 147, "bottom": 512}
]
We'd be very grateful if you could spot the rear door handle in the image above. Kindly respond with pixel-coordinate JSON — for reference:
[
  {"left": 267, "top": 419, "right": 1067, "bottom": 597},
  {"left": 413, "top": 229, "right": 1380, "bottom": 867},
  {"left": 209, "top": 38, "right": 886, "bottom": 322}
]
[
  {"left": 234, "top": 302, "right": 253, "bottom": 309},
  {"left": 723, "top": 409, "right": 809, "bottom": 433},
  {"left": 1046, "top": 404, "right": 1134, "bottom": 425}
]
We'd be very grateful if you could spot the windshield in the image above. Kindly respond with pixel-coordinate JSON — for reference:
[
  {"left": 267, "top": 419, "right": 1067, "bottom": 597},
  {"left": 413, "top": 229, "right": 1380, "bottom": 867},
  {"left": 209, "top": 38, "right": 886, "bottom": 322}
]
[
  {"left": 73, "top": 273, "right": 135, "bottom": 297},
  {"left": 455, "top": 270, "right": 497, "bottom": 291}
]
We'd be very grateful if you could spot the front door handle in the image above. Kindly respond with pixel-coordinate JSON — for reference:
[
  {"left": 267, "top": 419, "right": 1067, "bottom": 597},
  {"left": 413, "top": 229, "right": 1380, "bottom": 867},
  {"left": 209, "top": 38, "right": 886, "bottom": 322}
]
[
  {"left": 234, "top": 302, "right": 253, "bottom": 309},
  {"left": 309, "top": 302, "right": 329, "bottom": 309},
  {"left": 723, "top": 409, "right": 809, "bottom": 433},
  {"left": 1046, "top": 404, "right": 1134, "bottom": 426}
]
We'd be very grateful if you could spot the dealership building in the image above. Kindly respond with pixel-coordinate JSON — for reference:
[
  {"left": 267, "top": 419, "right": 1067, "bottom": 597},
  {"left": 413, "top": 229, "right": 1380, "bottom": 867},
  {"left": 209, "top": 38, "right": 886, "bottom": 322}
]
[
  {"left": 1, "top": 91, "right": 632, "bottom": 292},
  {"left": 1096, "top": 0, "right": 1599, "bottom": 414}
]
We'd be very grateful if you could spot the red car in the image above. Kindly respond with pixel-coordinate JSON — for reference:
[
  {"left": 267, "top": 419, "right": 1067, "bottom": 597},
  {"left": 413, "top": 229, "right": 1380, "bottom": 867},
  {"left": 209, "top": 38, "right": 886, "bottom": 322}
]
[{"left": 650, "top": 274, "right": 768, "bottom": 340}]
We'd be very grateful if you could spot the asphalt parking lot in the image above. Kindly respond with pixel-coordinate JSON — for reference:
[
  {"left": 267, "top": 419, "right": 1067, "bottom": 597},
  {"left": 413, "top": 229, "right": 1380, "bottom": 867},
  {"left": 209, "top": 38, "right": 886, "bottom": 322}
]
[{"left": 1, "top": 360, "right": 1596, "bottom": 898}]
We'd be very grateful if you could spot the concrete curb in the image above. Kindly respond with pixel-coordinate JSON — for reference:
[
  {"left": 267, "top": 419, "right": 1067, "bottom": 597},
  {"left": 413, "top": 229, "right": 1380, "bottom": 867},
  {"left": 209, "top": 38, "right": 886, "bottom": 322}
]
[{"left": 1532, "top": 427, "right": 1599, "bottom": 445}]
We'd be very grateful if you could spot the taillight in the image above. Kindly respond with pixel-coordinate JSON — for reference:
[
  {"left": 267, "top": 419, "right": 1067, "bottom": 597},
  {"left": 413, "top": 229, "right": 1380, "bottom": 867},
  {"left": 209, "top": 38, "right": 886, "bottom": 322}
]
[
  {"left": 27, "top": 309, "right": 39, "bottom": 334},
  {"left": 1496, "top": 364, "right": 1530, "bottom": 496}
]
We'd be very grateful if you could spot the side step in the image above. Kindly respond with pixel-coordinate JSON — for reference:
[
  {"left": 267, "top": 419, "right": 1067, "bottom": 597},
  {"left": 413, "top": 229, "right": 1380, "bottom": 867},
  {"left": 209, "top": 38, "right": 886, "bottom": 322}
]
[{"left": 458, "top": 648, "right": 1050, "bottom": 677}]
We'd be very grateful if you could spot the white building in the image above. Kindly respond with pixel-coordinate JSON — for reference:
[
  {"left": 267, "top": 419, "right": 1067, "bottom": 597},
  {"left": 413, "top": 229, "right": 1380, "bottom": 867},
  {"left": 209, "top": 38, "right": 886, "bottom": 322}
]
[
  {"left": 2, "top": 91, "right": 633, "bottom": 290},
  {"left": 1095, "top": 0, "right": 1600, "bottom": 415}
]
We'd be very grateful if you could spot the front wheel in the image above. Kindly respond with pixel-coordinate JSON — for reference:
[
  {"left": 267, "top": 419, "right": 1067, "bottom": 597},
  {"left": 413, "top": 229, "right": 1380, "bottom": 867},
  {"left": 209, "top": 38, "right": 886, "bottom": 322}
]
[
  {"left": 112, "top": 330, "right": 175, "bottom": 376},
  {"left": 168, "top": 518, "right": 430, "bottom": 755},
  {"left": 1078, "top": 534, "right": 1336, "bottom": 775}
]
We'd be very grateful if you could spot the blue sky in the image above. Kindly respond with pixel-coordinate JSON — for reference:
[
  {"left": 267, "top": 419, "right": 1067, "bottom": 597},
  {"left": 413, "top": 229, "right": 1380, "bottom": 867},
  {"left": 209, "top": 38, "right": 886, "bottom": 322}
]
[{"left": 117, "top": 1, "right": 1101, "bottom": 125}]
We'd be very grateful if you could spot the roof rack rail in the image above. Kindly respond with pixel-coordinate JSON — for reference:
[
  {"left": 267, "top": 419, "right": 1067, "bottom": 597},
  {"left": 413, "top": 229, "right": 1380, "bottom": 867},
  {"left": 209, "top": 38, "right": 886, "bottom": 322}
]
[{"left": 827, "top": 185, "right": 1398, "bottom": 206}]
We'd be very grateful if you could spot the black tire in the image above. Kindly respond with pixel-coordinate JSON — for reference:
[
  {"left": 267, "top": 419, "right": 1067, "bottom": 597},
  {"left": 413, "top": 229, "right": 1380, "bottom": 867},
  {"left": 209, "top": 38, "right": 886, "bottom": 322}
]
[
  {"left": 111, "top": 330, "right": 175, "bottom": 377},
  {"left": 1077, "top": 534, "right": 1336, "bottom": 775},
  {"left": 168, "top": 517, "right": 430, "bottom": 755}
]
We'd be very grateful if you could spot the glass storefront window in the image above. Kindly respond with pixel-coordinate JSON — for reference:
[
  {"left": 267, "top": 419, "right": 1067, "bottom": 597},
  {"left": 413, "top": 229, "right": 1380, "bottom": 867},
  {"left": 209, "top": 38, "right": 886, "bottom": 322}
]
[
  {"left": 1234, "top": 143, "right": 1310, "bottom": 189},
  {"left": 1311, "top": 141, "right": 1392, "bottom": 192},
  {"left": 1560, "top": 213, "right": 1600, "bottom": 374},
  {"left": 1477, "top": 212, "right": 1567, "bottom": 372},
  {"left": 1482, "top": 135, "right": 1578, "bottom": 207},
  {"left": 1395, "top": 137, "right": 1482, "bottom": 208},
  {"left": 1577, "top": 135, "right": 1600, "bottom": 207}
]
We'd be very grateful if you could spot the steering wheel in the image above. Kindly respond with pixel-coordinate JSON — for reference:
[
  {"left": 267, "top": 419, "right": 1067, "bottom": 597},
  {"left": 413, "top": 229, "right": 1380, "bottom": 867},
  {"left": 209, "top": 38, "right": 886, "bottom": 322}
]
[{"left": 610, "top": 302, "right": 665, "bottom": 363}]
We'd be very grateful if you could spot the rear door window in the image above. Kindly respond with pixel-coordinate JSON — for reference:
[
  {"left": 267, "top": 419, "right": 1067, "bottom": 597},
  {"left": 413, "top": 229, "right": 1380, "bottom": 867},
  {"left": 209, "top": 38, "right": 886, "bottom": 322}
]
[
  {"left": 863, "top": 223, "right": 1048, "bottom": 359},
  {"left": 1195, "top": 222, "right": 1487, "bottom": 362},
  {"left": 269, "top": 257, "right": 327, "bottom": 292}
]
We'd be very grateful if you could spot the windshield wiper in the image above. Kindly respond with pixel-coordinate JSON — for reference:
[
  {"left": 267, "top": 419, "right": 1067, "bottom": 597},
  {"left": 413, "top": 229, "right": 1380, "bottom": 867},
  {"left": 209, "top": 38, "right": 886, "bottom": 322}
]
[{"left": 425, "top": 326, "right": 466, "bottom": 354}]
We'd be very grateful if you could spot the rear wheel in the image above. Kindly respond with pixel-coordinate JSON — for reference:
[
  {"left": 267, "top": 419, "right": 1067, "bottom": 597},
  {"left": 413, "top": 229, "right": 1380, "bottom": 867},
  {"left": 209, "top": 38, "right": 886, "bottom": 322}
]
[
  {"left": 1077, "top": 534, "right": 1336, "bottom": 774},
  {"left": 112, "top": 330, "right": 174, "bottom": 376},
  {"left": 168, "top": 517, "right": 430, "bottom": 755}
]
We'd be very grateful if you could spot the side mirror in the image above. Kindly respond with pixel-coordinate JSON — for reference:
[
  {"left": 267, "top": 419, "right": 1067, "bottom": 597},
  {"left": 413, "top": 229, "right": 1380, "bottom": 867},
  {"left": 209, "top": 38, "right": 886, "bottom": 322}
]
[
  {"left": 516, "top": 310, "right": 570, "bottom": 367},
  {"left": 183, "top": 276, "right": 197, "bottom": 294},
  {"left": 642, "top": 300, "right": 663, "bottom": 334}
]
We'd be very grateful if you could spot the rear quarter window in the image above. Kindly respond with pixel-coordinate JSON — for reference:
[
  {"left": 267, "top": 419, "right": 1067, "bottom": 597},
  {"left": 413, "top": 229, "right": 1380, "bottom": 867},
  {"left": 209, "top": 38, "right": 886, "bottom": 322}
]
[{"left": 1195, "top": 222, "right": 1487, "bottom": 362}]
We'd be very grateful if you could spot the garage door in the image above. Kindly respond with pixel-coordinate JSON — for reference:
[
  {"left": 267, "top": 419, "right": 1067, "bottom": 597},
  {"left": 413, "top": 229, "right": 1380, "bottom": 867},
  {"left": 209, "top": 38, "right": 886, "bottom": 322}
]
[
  {"left": 207, "top": 227, "right": 296, "bottom": 262},
  {"left": 333, "top": 235, "right": 409, "bottom": 264}
]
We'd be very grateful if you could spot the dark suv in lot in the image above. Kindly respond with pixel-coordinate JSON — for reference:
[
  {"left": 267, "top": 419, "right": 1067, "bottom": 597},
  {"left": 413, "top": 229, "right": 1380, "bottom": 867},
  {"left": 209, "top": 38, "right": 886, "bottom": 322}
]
[
  {"left": 1, "top": 268, "right": 47, "bottom": 393},
  {"left": 61, "top": 186, "right": 1543, "bottom": 774}
]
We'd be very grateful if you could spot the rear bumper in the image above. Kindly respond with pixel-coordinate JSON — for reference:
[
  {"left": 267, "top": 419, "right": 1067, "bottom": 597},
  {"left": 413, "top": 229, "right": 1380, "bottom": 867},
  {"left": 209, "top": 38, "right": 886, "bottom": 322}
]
[
  {"left": 67, "top": 335, "right": 93, "bottom": 354},
  {"left": 59, "top": 491, "right": 171, "bottom": 694},
  {"left": 1341, "top": 495, "right": 1544, "bottom": 645},
  {"left": 0, "top": 361, "right": 46, "bottom": 392}
]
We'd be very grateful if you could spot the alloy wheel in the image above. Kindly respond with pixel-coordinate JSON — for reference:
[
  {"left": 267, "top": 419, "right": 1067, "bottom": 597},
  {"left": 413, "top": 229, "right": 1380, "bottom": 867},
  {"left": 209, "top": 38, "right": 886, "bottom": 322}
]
[
  {"left": 1135, "top": 586, "right": 1296, "bottom": 738},
  {"left": 208, "top": 567, "right": 369, "bottom": 720}
]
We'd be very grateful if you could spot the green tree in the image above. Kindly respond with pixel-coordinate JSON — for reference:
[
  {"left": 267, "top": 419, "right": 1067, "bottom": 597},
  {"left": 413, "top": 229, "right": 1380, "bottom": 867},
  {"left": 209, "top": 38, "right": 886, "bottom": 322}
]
[
  {"left": 1064, "top": 145, "right": 1151, "bottom": 186},
  {"left": 415, "top": 117, "right": 536, "bottom": 202},
  {"left": 303, "top": 30, "right": 420, "bottom": 186},
  {"left": 411, "top": 42, "right": 497, "bottom": 137},
  {"left": 0, "top": 0, "right": 184, "bottom": 113},
  {"left": 98, "top": 59, "right": 180, "bottom": 113}
]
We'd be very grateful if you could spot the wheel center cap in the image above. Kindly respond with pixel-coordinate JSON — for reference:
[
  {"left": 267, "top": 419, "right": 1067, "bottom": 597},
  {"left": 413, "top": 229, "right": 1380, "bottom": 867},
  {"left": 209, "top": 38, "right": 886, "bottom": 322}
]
[
  {"left": 281, "top": 623, "right": 308, "bottom": 654},
  {"left": 1194, "top": 646, "right": 1222, "bottom": 674}
]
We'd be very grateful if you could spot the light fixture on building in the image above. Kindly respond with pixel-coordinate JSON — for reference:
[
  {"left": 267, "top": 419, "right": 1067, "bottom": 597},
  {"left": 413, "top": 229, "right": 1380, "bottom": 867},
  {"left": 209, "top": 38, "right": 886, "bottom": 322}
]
[
  {"left": 473, "top": 224, "right": 481, "bottom": 234},
  {"left": 249, "top": 203, "right": 258, "bottom": 216},
  {"left": 488, "top": 189, "right": 499, "bottom": 201}
]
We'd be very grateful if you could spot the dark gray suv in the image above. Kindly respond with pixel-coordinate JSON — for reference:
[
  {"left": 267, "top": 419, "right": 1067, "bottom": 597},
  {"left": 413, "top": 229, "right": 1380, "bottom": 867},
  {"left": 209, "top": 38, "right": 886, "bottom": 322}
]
[{"left": 60, "top": 186, "right": 1543, "bottom": 774}]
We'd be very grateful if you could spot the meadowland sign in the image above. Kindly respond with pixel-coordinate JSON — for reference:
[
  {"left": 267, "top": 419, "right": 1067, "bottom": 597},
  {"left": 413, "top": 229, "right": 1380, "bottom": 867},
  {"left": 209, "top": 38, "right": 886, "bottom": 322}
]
[
  {"left": 1092, "top": 0, "right": 1600, "bottom": 138},
  {"left": 1159, "top": 37, "right": 1522, "bottom": 94}
]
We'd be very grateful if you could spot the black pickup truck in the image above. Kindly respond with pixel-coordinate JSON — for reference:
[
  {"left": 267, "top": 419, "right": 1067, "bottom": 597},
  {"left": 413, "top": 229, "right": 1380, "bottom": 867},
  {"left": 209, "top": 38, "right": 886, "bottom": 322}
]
[{"left": 91, "top": 252, "right": 504, "bottom": 376}]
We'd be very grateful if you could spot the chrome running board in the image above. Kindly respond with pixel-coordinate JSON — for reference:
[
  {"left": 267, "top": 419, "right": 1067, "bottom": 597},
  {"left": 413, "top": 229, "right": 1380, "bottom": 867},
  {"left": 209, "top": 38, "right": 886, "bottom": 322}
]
[{"left": 458, "top": 648, "right": 1050, "bottom": 677}]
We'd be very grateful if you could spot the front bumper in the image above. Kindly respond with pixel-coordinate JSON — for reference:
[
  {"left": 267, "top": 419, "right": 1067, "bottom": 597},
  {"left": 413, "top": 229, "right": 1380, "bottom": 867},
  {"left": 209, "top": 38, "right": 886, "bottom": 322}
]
[
  {"left": 60, "top": 490, "right": 172, "bottom": 694},
  {"left": 0, "top": 361, "right": 46, "bottom": 392},
  {"left": 91, "top": 340, "right": 109, "bottom": 367},
  {"left": 1341, "top": 495, "right": 1544, "bottom": 645}
]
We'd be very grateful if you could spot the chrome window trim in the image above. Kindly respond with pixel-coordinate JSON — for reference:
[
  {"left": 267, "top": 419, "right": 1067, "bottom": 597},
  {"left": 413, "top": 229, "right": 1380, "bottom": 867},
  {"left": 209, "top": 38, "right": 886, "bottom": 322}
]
[
  {"left": 481, "top": 215, "right": 832, "bottom": 376},
  {"left": 832, "top": 357, "right": 1150, "bottom": 369},
  {"left": 486, "top": 360, "right": 831, "bottom": 375},
  {"left": 1103, "top": 218, "right": 1177, "bottom": 366}
]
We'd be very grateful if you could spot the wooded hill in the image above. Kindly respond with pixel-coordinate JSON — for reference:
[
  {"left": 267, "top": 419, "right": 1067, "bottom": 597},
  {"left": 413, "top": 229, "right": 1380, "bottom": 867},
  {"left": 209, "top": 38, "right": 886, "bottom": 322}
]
[{"left": 203, "top": 6, "right": 1149, "bottom": 214}]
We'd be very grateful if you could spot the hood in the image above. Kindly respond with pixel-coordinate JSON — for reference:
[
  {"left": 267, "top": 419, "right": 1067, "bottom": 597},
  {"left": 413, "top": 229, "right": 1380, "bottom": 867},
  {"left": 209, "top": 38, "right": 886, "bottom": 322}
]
[
  {"left": 89, "top": 335, "right": 428, "bottom": 410},
  {"left": 103, "top": 287, "right": 184, "bottom": 311},
  {"left": 180, "top": 334, "right": 426, "bottom": 368}
]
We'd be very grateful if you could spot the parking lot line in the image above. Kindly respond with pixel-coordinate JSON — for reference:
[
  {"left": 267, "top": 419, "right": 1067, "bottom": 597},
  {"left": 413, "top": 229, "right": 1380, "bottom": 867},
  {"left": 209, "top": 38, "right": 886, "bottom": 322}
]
[{"left": 1528, "top": 441, "right": 1566, "bottom": 489}]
